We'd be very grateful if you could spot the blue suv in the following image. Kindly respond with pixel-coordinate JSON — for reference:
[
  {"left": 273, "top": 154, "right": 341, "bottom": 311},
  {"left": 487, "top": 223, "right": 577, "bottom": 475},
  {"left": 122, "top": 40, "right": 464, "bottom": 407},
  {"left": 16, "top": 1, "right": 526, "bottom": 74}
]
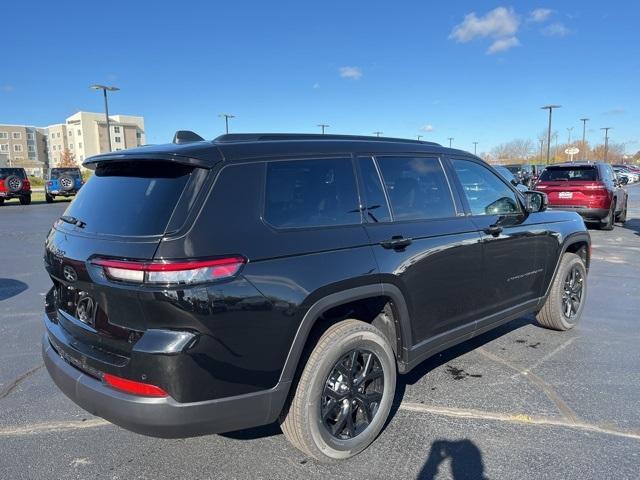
[{"left": 45, "top": 168, "right": 84, "bottom": 203}]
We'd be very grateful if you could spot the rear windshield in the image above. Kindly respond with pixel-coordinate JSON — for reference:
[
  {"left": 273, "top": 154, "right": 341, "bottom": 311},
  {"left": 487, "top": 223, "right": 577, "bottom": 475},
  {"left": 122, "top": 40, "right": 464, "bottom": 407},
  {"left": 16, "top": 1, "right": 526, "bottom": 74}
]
[
  {"left": 62, "top": 161, "right": 194, "bottom": 236},
  {"left": 0, "top": 168, "right": 26, "bottom": 179},
  {"left": 539, "top": 167, "right": 598, "bottom": 182},
  {"left": 50, "top": 168, "right": 81, "bottom": 179}
]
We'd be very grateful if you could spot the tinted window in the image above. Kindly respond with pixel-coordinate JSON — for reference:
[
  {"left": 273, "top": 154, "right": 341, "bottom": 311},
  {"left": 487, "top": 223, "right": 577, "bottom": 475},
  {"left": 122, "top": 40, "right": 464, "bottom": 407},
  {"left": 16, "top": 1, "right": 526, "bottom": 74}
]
[
  {"left": 452, "top": 159, "right": 521, "bottom": 216},
  {"left": 265, "top": 158, "right": 360, "bottom": 228},
  {"left": 376, "top": 157, "right": 455, "bottom": 221},
  {"left": 51, "top": 168, "right": 81, "bottom": 179},
  {"left": 0, "top": 168, "right": 26, "bottom": 179},
  {"left": 539, "top": 166, "right": 599, "bottom": 182},
  {"left": 357, "top": 157, "right": 391, "bottom": 222},
  {"left": 63, "top": 161, "right": 194, "bottom": 236}
]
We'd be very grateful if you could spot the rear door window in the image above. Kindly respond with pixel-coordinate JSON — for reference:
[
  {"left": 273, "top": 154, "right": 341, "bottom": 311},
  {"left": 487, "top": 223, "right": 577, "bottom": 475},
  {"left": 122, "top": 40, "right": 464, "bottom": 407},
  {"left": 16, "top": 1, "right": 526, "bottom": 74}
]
[
  {"left": 0, "top": 168, "right": 26, "bottom": 179},
  {"left": 51, "top": 168, "right": 81, "bottom": 179},
  {"left": 376, "top": 156, "right": 456, "bottom": 221},
  {"left": 357, "top": 157, "right": 392, "bottom": 223},
  {"left": 264, "top": 158, "right": 361, "bottom": 228},
  {"left": 539, "top": 166, "right": 599, "bottom": 181},
  {"left": 62, "top": 161, "right": 196, "bottom": 236}
]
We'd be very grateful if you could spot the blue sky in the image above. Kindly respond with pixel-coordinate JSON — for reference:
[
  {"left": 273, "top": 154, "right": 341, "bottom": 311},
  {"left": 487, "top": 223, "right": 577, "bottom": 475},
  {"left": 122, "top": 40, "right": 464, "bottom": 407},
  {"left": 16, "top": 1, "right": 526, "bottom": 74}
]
[{"left": 1, "top": 0, "right": 638, "bottom": 154}]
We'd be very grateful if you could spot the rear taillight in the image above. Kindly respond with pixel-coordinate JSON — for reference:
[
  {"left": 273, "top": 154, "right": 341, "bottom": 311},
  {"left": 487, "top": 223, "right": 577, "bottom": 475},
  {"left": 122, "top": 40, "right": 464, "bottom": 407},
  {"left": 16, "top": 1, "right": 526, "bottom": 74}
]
[
  {"left": 535, "top": 184, "right": 548, "bottom": 189},
  {"left": 103, "top": 373, "right": 168, "bottom": 397},
  {"left": 91, "top": 256, "right": 246, "bottom": 285},
  {"left": 47, "top": 181, "right": 53, "bottom": 186},
  {"left": 584, "top": 183, "right": 606, "bottom": 190}
]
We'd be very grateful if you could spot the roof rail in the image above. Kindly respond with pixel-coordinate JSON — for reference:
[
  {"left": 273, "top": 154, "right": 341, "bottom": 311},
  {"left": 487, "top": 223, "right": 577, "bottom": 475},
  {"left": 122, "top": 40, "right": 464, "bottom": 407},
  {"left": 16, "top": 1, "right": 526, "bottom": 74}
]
[
  {"left": 173, "top": 130, "right": 205, "bottom": 144},
  {"left": 213, "top": 133, "right": 441, "bottom": 146}
]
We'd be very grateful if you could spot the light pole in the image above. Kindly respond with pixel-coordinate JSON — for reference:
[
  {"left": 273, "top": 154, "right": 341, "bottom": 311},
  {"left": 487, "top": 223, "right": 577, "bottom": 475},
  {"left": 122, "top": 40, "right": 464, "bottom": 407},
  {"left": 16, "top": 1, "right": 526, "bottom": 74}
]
[
  {"left": 601, "top": 127, "right": 612, "bottom": 162},
  {"left": 417, "top": 135, "right": 423, "bottom": 141},
  {"left": 448, "top": 137, "right": 454, "bottom": 148},
  {"left": 580, "top": 118, "right": 589, "bottom": 157},
  {"left": 317, "top": 124, "right": 329, "bottom": 134},
  {"left": 541, "top": 105, "right": 561, "bottom": 164},
  {"left": 219, "top": 114, "right": 235, "bottom": 134},
  {"left": 473, "top": 142, "right": 478, "bottom": 155},
  {"left": 567, "top": 127, "right": 574, "bottom": 145},
  {"left": 373, "top": 131, "right": 383, "bottom": 137},
  {"left": 90, "top": 84, "right": 120, "bottom": 152}
]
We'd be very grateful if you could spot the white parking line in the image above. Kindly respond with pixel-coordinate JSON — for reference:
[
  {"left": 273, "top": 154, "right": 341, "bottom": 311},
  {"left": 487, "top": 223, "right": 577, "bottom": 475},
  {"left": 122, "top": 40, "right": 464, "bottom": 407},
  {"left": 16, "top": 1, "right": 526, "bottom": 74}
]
[{"left": 0, "top": 419, "right": 110, "bottom": 437}]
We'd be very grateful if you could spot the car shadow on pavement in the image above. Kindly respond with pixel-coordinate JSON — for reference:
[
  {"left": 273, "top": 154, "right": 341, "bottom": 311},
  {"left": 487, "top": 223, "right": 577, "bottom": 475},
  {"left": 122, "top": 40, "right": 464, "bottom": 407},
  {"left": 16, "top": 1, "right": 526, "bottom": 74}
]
[
  {"left": 418, "top": 438, "right": 487, "bottom": 480},
  {"left": 0, "top": 278, "right": 28, "bottom": 301},
  {"left": 621, "top": 218, "right": 640, "bottom": 235}
]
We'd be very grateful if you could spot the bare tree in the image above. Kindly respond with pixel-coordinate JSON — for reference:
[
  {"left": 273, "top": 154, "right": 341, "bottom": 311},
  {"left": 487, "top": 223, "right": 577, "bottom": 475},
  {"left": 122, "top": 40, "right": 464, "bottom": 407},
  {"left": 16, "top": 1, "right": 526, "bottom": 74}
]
[{"left": 490, "top": 138, "right": 533, "bottom": 163}]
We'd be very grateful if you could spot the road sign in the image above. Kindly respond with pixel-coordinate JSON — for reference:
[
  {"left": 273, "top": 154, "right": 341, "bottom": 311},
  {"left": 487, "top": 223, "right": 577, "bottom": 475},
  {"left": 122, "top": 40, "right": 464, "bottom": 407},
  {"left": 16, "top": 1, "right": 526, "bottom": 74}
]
[{"left": 565, "top": 147, "right": 579, "bottom": 155}]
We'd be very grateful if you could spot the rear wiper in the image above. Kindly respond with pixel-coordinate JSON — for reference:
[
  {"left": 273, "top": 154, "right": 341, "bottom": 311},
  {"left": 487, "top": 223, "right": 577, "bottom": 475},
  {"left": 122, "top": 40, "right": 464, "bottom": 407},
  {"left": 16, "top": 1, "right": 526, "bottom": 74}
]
[{"left": 60, "top": 215, "right": 86, "bottom": 228}]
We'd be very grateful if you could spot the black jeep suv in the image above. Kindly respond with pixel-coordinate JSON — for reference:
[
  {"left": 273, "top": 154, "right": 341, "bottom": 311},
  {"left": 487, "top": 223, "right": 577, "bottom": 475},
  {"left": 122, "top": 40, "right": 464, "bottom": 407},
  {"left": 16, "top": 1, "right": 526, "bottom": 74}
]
[{"left": 43, "top": 133, "right": 590, "bottom": 461}]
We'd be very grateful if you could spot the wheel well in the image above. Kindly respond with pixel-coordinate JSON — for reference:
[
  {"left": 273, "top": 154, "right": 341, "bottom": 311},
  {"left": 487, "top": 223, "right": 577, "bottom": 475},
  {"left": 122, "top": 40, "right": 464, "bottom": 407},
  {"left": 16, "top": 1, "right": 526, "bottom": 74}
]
[
  {"left": 565, "top": 241, "right": 590, "bottom": 270},
  {"left": 301, "top": 296, "right": 401, "bottom": 362}
]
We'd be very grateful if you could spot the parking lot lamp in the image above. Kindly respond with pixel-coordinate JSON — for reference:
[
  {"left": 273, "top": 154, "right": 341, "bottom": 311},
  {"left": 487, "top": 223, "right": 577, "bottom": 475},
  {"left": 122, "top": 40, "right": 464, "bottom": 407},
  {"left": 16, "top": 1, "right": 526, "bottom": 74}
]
[
  {"left": 219, "top": 114, "right": 235, "bottom": 134},
  {"left": 448, "top": 137, "right": 454, "bottom": 148},
  {"left": 473, "top": 142, "right": 478, "bottom": 155},
  {"left": 90, "top": 84, "right": 120, "bottom": 152},
  {"left": 541, "top": 105, "right": 561, "bottom": 165},
  {"left": 373, "top": 131, "right": 383, "bottom": 137},
  {"left": 317, "top": 124, "right": 329, "bottom": 134},
  {"left": 601, "top": 127, "right": 612, "bottom": 162},
  {"left": 580, "top": 118, "right": 589, "bottom": 157}
]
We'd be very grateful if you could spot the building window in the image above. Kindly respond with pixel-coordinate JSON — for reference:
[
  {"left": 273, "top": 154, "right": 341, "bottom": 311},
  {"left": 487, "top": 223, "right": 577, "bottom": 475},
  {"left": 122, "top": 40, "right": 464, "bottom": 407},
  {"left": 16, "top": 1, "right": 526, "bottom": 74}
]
[
  {"left": 80, "top": 155, "right": 84, "bottom": 161},
  {"left": 69, "top": 144, "right": 74, "bottom": 149},
  {"left": 0, "top": 144, "right": 8, "bottom": 152},
  {"left": 136, "top": 132, "right": 142, "bottom": 138},
  {"left": 12, "top": 132, "right": 22, "bottom": 140},
  {"left": 28, "top": 145, "right": 35, "bottom": 152},
  {"left": 77, "top": 129, "right": 81, "bottom": 136},
  {"left": 27, "top": 133, "right": 35, "bottom": 140},
  {"left": 69, "top": 130, "right": 73, "bottom": 136},
  {"left": 114, "top": 126, "right": 121, "bottom": 133},
  {"left": 78, "top": 142, "right": 83, "bottom": 149},
  {"left": 0, "top": 132, "right": 8, "bottom": 140},
  {"left": 114, "top": 136, "right": 121, "bottom": 143},
  {"left": 14, "top": 144, "right": 23, "bottom": 152}
]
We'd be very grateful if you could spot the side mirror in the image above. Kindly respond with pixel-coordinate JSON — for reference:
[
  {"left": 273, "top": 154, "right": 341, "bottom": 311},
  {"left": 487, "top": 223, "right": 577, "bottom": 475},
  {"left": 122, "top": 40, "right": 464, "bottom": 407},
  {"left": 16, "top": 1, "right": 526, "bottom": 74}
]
[
  {"left": 620, "top": 177, "right": 629, "bottom": 185},
  {"left": 523, "top": 191, "right": 547, "bottom": 213},
  {"left": 510, "top": 178, "right": 518, "bottom": 186}
]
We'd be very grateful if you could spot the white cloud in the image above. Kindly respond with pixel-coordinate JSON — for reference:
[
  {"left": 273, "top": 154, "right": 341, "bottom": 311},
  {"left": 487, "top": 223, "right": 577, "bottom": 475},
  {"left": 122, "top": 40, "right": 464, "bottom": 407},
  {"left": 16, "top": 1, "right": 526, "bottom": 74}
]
[
  {"left": 339, "top": 66, "right": 362, "bottom": 80},
  {"left": 604, "top": 107, "right": 626, "bottom": 115},
  {"left": 449, "top": 7, "right": 519, "bottom": 43},
  {"left": 312, "top": 82, "right": 320, "bottom": 89},
  {"left": 542, "top": 22, "right": 570, "bottom": 36},
  {"left": 1, "top": 85, "right": 14, "bottom": 92},
  {"left": 529, "top": 8, "right": 553, "bottom": 23},
  {"left": 487, "top": 36, "right": 520, "bottom": 54},
  {"left": 420, "top": 124, "right": 434, "bottom": 132}
]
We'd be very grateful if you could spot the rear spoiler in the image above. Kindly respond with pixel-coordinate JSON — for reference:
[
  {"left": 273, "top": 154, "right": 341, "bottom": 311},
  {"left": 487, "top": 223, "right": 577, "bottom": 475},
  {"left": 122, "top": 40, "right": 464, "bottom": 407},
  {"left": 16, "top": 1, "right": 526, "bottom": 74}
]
[{"left": 83, "top": 153, "right": 214, "bottom": 170}]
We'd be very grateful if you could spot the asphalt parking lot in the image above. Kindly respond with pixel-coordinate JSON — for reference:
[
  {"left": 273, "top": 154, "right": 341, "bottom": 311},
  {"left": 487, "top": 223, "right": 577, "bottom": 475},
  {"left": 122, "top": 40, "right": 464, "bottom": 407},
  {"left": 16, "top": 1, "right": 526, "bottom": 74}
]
[{"left": 1, "top": 187, "right": 639, "bottom": 480}]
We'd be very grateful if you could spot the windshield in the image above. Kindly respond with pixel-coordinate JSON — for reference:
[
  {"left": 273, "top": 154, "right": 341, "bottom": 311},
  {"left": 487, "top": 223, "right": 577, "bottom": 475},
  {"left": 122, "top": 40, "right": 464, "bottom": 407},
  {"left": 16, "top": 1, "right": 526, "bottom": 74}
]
[
  {"left": 539, "top": 167, "right": 599, "bottom": 182},
  {"left": 50, "top": 168, "right": 81, "bottom": 179},
  {"left": 62, "top": 161, "right": 194, "bottom": 236},
  {"left": 0, "top": 168, "right": 27, "bottom": 180}
]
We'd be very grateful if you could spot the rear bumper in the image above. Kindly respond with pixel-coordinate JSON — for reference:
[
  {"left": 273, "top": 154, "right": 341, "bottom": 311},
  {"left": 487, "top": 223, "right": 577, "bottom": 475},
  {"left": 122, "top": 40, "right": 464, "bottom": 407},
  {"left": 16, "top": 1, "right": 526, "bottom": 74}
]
[
  {"left": 547, "top": 206, "right": 609, "bottom": 221},
  {"left": 47, "top": 190, "right": 78, "bottom": 196},
  {"left": 42, "top": 328, "right": 290, "bottom": 438},
  {"left": 0, "top": 190, "right": 31, "bottom": 198}
]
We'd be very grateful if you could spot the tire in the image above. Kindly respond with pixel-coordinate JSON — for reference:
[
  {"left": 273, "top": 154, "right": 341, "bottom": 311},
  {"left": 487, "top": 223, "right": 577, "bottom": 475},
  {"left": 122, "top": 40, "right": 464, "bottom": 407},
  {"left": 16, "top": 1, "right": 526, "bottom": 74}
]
[
  {"left": 615, "top": 198, "right": 627, "bottom": 224},
  {"left": 4, "top": 175, "right": 23, "bottom": 193},
  {"left": 0, "top": 197, "right": 4, "bottom": 206},
  {"left": 19, "top": 194, "right": 31, "bottom": 205},
  {"left": 45, "top": 192, "right": 54, "bottom": 203},
  {"left": 58, "top": 175, "right": 75, "bottom": 192},
  {"left": 536, "top": 253, "right": 587, "bottom": 331},
  {"left": 599, "top": 203, "right": 615, "bottom": 231},
  {"left": 280, "top": 319, "right": 396, "bottom": 462}
]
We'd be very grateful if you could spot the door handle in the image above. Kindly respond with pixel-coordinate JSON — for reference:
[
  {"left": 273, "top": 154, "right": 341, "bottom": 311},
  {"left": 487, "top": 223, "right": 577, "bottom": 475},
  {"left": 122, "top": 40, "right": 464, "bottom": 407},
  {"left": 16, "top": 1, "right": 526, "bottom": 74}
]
[
  {"left": 380, "top": 235, "right": 412, "bottom": 250},
  {"left": 484, "top": 225, "right": 503, "bottom": 236}
]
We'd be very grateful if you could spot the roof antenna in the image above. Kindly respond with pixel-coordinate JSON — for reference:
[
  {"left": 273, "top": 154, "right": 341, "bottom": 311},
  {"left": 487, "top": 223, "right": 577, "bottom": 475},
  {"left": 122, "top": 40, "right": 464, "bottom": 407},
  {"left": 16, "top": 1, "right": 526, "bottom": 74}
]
[{"left": 173, "top": 130, "right": 204, "bottom": 144}]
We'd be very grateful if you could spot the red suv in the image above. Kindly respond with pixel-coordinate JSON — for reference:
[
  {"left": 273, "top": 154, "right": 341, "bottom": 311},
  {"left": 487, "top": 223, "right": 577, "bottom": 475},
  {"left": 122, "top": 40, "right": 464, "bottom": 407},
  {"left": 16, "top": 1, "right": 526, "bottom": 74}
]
[
  {"left": 0, "top": 167, "right": 32, "bottom": 205},
  {"left": 534, "top": 162, "right": 627, "bottom": 230}
]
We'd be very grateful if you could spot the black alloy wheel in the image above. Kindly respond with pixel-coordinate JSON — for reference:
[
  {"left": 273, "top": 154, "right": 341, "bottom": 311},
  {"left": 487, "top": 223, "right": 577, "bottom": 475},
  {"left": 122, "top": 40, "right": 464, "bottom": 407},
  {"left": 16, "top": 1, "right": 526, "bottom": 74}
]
[
  {"left": 321, "top": 349, "right": 384, "bottom": 440},
  {"left": 561, "top": 265, "right": 584, "bottom": 320}
]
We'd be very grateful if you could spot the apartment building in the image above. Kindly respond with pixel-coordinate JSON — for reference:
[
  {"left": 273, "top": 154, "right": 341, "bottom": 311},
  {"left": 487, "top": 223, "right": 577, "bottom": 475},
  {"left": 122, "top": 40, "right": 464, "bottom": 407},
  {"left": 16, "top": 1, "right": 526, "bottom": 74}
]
[
  {"left": 0, "top": 111, "right": 146, "bottom": 174},
  {"left": 0, "top": 124, "right": 48, "bottom": 174},
  {"left": 58, "top": 111, "right": 145, "bottom": 165}
]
